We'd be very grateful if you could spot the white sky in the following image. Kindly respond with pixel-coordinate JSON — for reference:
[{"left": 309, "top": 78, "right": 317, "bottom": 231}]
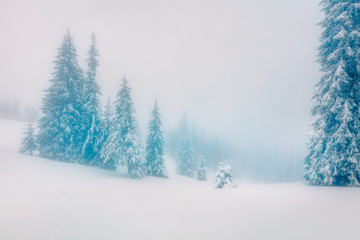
[{"left": 0, "top": 0, "right": 322, "bottom": 164}]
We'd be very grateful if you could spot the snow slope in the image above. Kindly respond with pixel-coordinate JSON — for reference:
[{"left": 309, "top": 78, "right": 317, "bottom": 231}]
[{"left": 0, "top": 119, "right": 360, "bottom": 240}]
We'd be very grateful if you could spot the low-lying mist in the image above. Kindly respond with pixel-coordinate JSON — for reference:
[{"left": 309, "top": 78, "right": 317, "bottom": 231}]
[{"left": 0, "top": 0, "right": 322, "bottom": 182}]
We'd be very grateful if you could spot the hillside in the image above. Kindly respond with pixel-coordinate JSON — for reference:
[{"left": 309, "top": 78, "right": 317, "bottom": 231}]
[{"left": 0, "top": 119, "right": 359, "bottom": 240}]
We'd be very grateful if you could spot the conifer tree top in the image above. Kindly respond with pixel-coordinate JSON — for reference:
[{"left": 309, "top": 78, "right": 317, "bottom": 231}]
[{"left": 86, "top": 32, "right": 99, "bottom": 81}]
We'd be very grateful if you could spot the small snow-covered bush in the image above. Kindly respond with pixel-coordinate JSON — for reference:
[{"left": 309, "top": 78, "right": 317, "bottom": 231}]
[{"left": 215, "top": 162, "right": 237, "bottom": 188}]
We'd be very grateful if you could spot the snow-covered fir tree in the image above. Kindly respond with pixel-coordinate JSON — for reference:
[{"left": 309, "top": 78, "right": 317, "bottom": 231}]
[
  {"left": 100, "top": 85, "right": 123, "bottom": 170},
  {"left": 103, "top": 97, "right": 113, "bottom": 127},
  {"left": 145, "top": 98, "right": 166, "bottom": 177},
  {"left": 101, "top": 76, "right": 145, "bottom": 178},
  {"left": 304, "top": 1, "right": 360, "bottom": 186},
  {"left": 82, "top": 32, "right": 102, "bottom": 164},
  {"left": 196, "top": 154, "right": 206, "bottom": 181},
  {"left": 19, "top": 122, "right": 37, "bottom": 156},
  {"left": 125, "top": 134, "right": 145, "bottom": 179},
  {"left": 37, "top": 30, "right": 86, "bottom": 162},
  {"left": 215, "top": 162, "right": 237, "bottom": 189},
  {"left": 176, "top": 115, "right": 196, "bottom": 177},
  {"left": 98, "top": 97, "right": 115, "bottom": 170}
]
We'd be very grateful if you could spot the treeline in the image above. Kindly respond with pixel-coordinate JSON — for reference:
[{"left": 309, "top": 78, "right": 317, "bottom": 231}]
[
  {"left": 166, "top": 115, "right": 228, "bottom": 173},
  {"left": 19, "top": 30, "right": 219, "bottom": 180},
  {"left": 0, "top": 99, "right": 38, "bottom": 122}
]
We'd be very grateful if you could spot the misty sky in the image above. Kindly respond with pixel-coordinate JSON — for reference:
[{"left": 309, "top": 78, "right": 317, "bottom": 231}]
[{"left": 0, "top": 0, "right": 322, "bottom": 167}]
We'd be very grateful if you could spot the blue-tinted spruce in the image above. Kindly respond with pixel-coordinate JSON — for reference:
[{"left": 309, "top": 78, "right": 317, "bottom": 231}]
[
  {"left": 101, "top": 76, "right": 145, "bottom": 178},
  {"left": 99, "top": 98, "right": 121, "bottom": 170},
  {"left": 215, "top": 162, "right": 237, "bottom": 189},
  {"left": 176, "top": 115, "right": 196, "bottom": 177},
  {"left": 19, "top": 122, "right": 37, "bottom": 156},
  {"left": 98, "top": 97, "right": 116, "bottom": 170},
  {"left": 305, "top": 1, "right": 360, "bottom": 186},
  {"left": 196, "top": 154, "right": 207, "bottom": 181},
  {"left": 37, "top": 30, "right": 86, "bottom": 162},
  {"left": 82, "top": 32, "right": 102, "bottom": 164},
  {"left": 99, "top": 84, "right": 123, "bottom": 170},
  {"left": 116, "top": 77, "right": 144, "bottom": 178},
  {"left": 145, "top": 98, "right": 166, "bottom": 177},
  {"left": 125, "top": 133, "right": 145, "bottom": 179}
]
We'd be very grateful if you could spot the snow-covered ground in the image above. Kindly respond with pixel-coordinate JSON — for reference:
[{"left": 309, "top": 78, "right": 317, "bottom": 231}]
[{"left": 0, "top": 119, "right": 360, "bottom": 240}]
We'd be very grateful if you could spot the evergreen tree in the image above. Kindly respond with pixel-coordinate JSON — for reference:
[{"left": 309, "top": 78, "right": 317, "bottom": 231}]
[
  {"left": 103, "top": 97, "right": 113, "bottom": 127},
  {"left": 101, "top": 76, "right": 145, "bottom": 178},
  {"left": 215, "top": 162, "right": 237, "bottom": 189},
  {"left": 100, "top": 89, "right": 122, "bottom": 170},
  {"left": 176, "top": 115, "right": 195, "bottom": 177},
  {"left": 125, "top": 133, "right": 145, "bottom": 179},
  {"left": 98, "top": 97, "right": 115, "bottom": 169},
  {"left": 305, "top": 1, "right": 360, "bottom": 186},
  {"left": 82, "top": 32, "right": 102, "bottom": 164},
  {"left": 145, "top": 98, "right": 166, "bottom": 177},
  {"left": 19, "top": 122, "right": 37, "bottom": 156},
  {"left": 117, "top": 76, "right": 144, "bottom": 178},
  {"left": 196, "top": 154, "right": 206, "bottom": 181},
  {"left": 37, "top": 30, "right": 85, "bottom": 162}
]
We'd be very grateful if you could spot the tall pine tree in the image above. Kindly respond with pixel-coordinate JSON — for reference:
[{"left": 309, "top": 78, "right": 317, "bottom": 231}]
[
  {"left": 37, "top": 30, "right": 85, "bottom": 162},
  {"left": 82, "top": 32, "right": 102, "bottom": 164},
  {"left": 305, "top": 1, "right": 360, "bottom": 186},
  {"left": 101, "top": 76, "right": 145, "bottom": 178},
  {"left": 98, "top": 97, "right": 115, "bottom": 169},
  {"left": 100, "top": 84, "right": 123, "bottom": 170},
  {"left": 145, "top": 98, "right": 166, "bottom": 177},
  {"left": 176, "top": 115, "right": 195, "bottom": 177}
]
